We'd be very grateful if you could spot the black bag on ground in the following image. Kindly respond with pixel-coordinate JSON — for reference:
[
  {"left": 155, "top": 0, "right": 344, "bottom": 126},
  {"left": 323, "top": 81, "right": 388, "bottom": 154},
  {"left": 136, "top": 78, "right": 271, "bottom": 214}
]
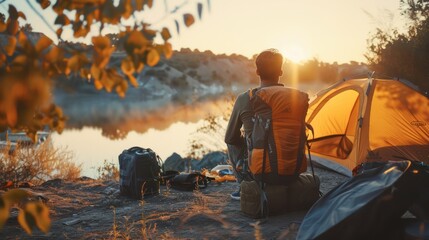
[
  {"left": 119, "top": 147, "right": 161, "bottom": 199},
  {"left": 169, "top": 172, "right": 208, "bottom": 191},
  {"left": 159, "top": 170, "right": 180, "bottom": 185}
]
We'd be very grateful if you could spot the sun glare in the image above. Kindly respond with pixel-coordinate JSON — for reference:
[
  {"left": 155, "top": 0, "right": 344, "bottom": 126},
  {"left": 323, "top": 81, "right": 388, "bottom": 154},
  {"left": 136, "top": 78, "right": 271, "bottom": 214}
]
[{"left": 280, "top": 45, "right": 308, "bottom": 63}]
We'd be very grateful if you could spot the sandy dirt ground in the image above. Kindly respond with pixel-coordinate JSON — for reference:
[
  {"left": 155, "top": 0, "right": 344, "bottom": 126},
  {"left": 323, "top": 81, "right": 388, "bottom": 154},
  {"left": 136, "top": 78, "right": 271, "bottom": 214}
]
[{"left": 0, "top": 167, "right": 348, "bottom": 240}]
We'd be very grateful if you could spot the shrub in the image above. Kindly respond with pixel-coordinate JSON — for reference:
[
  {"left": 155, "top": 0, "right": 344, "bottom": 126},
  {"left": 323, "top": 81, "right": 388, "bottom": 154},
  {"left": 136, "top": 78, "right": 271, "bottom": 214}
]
[
  {"left": 97, "top": 160, "right": 120, "bottom": 181},
  {"left": 0, "top": 139, "right": 81, "bottom": 185}
]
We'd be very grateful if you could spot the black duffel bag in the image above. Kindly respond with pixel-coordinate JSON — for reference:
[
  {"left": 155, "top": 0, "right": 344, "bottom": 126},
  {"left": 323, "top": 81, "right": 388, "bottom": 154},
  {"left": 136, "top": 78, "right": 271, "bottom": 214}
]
[{"left": 119, "top": 147, "right": 161, "bottom": 199}]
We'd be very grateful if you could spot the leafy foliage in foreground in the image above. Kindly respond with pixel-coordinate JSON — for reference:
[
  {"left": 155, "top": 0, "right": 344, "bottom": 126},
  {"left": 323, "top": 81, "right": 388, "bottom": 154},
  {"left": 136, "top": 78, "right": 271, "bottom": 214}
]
[
  {"left": 0, "top": 189, "right": 51, "bottom": 235},
  {"left": 0, "top": 0, "right": 206, "bottom": 136},
  {"left": 0, "top": 138, "right": 77, "bottom": 235}
]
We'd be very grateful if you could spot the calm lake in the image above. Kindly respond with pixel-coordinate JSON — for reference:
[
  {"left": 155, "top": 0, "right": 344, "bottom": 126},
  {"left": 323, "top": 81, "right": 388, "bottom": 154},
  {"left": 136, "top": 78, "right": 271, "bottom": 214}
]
[
  {"left": 50, "top": 121, "right": 209, "bottom": 178},
  {"left": 50, "top": 83, "right": 325, "bottom": 178},
  {"left": 50, "top": 93, "right": 232, "bottom": 178}
]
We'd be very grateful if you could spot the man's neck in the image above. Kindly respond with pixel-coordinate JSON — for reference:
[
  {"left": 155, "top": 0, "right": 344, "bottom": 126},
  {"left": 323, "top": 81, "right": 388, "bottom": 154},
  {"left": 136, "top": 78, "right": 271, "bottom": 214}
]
[{"left": 260, "top": 80, "right": 281, "bottom": 87}]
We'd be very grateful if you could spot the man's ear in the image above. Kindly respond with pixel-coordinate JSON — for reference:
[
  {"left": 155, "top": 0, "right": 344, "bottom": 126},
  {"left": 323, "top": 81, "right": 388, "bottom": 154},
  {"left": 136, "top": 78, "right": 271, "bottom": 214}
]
[
  {"left": 279, "top": 70, "right": 283, "bottom": 76},
  {"left": 256, "top": 69, "right": 260, "bottom": 76}
]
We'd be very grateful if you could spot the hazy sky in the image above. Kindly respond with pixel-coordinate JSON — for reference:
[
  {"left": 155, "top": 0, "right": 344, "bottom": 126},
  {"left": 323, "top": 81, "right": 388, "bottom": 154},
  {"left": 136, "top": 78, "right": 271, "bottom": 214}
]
[{"left": 5, "top": 0, "right": 407, "bottom": 63}]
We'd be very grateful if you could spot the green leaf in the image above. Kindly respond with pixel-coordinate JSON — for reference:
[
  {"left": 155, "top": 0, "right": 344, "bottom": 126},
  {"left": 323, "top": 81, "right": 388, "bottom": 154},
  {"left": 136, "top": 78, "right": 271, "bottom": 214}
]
[{"left": 183, "top": 14, "right": 195, "bottom": 27}]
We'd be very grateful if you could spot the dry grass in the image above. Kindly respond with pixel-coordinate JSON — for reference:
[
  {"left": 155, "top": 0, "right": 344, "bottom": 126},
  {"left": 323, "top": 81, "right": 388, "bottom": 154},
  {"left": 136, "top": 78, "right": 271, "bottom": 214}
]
[
  {"left": 109, "top": 200, "right": 162, "bottom": 240},
  {"left": 0, "top": 138, "right": 81, "bottom": 185},
  {"left": 250, "top": 221, "right": 264, "bottom": 240},
  {"left": 97, "top": 159, "right": 120, "bottom": 181}
]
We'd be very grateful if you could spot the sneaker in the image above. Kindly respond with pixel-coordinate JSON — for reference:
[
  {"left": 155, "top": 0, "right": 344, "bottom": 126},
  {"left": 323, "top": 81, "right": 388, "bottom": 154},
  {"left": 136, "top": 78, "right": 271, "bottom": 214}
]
[{"left": 230, "top": 189, "right": 241, "bottom": 201}]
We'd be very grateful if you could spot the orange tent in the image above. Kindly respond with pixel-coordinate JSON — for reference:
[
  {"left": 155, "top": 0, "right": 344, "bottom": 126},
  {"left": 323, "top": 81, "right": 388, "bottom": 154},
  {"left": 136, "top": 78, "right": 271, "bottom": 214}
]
[{"left": 306, "top": 78, "right": 429, "bottom": 176}]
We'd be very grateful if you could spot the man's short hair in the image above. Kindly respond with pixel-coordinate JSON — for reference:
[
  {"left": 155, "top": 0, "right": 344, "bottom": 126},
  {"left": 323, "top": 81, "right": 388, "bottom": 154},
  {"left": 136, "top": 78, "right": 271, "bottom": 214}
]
[{"left": 255, "top": 49, "right": 283, "bottom": 80}]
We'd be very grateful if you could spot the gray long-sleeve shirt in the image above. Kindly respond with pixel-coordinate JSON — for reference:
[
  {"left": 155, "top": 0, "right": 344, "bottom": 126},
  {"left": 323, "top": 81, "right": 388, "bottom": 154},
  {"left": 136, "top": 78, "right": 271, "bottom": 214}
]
[{"left": 224, "top": 91, "right": 254, "bottom": 147}]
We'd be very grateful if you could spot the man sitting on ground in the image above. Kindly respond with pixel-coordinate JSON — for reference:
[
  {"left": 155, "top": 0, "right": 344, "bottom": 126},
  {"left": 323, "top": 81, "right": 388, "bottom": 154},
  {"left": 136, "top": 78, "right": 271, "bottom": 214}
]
[{"left": 224, "top": 48, "right": 285, "bottom": 200}]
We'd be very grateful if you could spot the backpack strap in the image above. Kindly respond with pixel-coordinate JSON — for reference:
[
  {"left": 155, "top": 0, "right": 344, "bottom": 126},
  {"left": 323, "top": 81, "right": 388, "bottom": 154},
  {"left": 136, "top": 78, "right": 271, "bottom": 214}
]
[
  {"left": 305, "top": 123, "right": 315, "bottom": 177},
  {"left": 248, "top": 88, "right": 259, "bottom": 99},
  {"left": 294, "top": 120, "right": 307, "bottom": 177},
  {"left": 305, "top": 123, "right": 323, "bottom": 197},
  {"left": 249, "top": 87, "right": 269, "bottom": 219},
  {"left": 259, "top": 120, "right": 270, "bottom": 219}
]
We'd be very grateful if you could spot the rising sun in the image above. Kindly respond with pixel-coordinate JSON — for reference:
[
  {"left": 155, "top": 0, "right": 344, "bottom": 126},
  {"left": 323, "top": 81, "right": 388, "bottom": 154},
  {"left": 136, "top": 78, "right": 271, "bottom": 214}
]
[{"left": 279, "top": 45, "right": 308, "bottom": 63}]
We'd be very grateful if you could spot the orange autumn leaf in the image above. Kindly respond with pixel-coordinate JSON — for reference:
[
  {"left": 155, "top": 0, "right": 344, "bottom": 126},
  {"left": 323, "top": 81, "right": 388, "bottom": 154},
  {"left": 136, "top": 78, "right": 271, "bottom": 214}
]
[
  {"left": 37, "top": 0, "right": 51, "bottom": 9},
  {"left": 163, "top": 42, "right": 173, "bottom": 59},
  {"left": 146, "top": 0, "right": 154, "bottom": 8},
  {"left": 0, "top": 20, "right": 6, "bottom": 32},
  {"left": 127, "top": 74, "right": 138, "bottom": 88},
  {"left": 7, "top": 19, "right": 19, "bottom": 35},
  {"left": 121, "top": 57, "right": 135, "bottom": 75},
  {"left": 36, "top": 34, "right": 53, "bottom": 53},
  {"left": 161, "top": 27, "right": 171, "bottom": 41},
  {"left": 183, "top": 14, "right": 195, "bottom": 27},
  {"left": 25, "top": 202, "right": 51, "bottom": 233},
  {"left": 92, "top": 36, "right": 115, "bottom": 68},
  {"left": 146, "top": 48, "right": 159, "bottom": 67},
  {"left": 94, "top": 79, "right": 103, "bottom": 90},
  {"left": 17, "top": 210, "right": 34, "bottom": 234}
]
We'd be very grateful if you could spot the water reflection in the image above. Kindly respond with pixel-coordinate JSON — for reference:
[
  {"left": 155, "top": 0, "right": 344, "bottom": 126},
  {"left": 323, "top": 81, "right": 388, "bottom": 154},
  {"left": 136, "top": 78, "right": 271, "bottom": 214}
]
[
  {"left": 51, "top": 122, "right": 209, "bottom": 178},
  {"left": 57, "top": 93, "right": 232, "bottom": 140},
  {"left": 52, "top": 93, "right": 232, "bottom": 177}
]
